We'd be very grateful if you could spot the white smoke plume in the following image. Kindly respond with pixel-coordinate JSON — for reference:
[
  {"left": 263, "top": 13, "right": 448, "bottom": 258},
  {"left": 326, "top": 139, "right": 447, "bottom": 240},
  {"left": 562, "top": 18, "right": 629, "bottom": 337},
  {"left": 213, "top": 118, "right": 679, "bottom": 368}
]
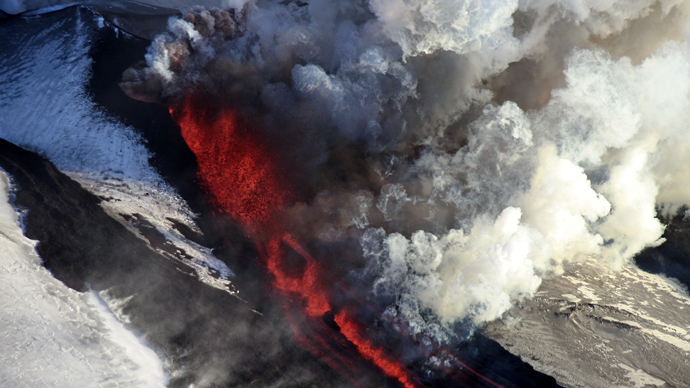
[{"left": 123, "top": 0, "right": 690, "bottom": 339}]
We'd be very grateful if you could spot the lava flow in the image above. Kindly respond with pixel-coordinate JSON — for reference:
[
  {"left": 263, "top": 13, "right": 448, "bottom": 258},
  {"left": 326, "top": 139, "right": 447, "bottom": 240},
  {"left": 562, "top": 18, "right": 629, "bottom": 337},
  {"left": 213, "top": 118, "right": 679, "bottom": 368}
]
[{"left": 171, "top": 95, "right": 418, "bottom": 388}]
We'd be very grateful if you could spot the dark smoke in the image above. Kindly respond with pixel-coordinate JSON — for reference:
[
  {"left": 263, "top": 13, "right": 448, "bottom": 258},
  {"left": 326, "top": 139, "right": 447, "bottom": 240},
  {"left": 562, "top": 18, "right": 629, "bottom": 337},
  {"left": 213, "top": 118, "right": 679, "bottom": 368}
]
[{"left": 122, "top": 0, "right": 690, "bottom": 369}]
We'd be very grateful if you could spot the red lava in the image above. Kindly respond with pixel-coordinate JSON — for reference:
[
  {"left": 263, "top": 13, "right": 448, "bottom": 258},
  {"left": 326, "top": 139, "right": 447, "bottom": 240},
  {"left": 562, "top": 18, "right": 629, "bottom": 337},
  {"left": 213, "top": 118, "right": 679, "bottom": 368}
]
[{"left": 171, "top": 95, "right": 419, "bottom": 388}]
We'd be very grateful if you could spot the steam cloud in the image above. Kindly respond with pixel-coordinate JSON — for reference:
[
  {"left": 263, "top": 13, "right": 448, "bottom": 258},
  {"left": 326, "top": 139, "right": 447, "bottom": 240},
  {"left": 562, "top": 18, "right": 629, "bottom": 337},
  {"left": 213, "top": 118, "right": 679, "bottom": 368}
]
[{"left": 123, "top": 0, "right": 690, "bottom": 339}]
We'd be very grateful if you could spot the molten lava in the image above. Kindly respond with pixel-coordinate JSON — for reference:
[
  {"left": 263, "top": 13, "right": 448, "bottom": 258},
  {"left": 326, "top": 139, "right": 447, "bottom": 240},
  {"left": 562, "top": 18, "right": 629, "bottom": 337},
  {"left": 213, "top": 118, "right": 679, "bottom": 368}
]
[
  {"left": 172, "top": 95, "right": 418, "bottom": 388},
  {"left": 336, "top": 309, "right": 417, "bottom": 388},
  {"left": 171, "top": 100, "right": 287, "bottom": 231}
]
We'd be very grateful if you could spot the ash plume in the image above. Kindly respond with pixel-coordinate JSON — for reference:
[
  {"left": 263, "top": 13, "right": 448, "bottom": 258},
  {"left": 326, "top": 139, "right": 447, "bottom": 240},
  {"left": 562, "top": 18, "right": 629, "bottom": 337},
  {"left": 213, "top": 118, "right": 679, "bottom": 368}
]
[{"left": 123, "top": 0, "right": 690, "bottom": 342}]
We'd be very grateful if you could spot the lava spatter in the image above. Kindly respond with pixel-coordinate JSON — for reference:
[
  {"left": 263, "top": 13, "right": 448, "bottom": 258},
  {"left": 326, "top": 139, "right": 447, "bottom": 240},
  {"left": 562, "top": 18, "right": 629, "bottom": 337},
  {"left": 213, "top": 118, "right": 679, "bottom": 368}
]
[
  {"left": 170, "top": 98, "right": 288, "bottom": 232},
  {"left": 171, "top": 95, "right": 419, "bottom": 388}
]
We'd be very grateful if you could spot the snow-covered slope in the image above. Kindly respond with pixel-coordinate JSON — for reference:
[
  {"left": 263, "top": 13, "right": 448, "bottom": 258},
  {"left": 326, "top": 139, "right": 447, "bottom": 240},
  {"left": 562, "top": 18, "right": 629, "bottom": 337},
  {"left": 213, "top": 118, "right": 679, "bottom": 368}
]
[
  {"left": 0, "top": 7, "right": 235, "bottom": 294},
  {"left": 484, "top": 259, "right": 690, "bottom": 388},
  {"left": 0, "top": 170, "right": 168, "bottom": 388}
]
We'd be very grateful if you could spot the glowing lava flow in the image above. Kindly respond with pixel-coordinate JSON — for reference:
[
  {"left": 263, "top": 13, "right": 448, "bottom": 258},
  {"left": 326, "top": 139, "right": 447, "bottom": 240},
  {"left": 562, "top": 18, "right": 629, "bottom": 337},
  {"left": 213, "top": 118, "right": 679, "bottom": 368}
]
[
  {"left": 170, "top": 99, "right": 287, "bottom": 231},
  {"left": 171, "top": 96, "right": 418, "bottom": 388},
  {"left": 336, "top": 309, "right": 418, "bottom": 388}
]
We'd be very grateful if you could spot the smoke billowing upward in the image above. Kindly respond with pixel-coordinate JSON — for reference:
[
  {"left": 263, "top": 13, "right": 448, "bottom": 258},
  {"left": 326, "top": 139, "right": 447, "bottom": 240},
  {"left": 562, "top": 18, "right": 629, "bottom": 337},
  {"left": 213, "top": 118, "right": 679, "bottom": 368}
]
[{"left": 123, "top": 0, "right": 690, "bottom": 380}]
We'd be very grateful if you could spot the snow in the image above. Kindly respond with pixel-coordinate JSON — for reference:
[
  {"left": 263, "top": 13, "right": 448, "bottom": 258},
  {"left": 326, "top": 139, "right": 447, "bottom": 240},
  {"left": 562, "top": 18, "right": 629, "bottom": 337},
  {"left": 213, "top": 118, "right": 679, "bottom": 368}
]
[
  {"left": 484, "top": 258, "right": 690, "bottom": 387},
  {"left": 0, "top": 170, "right": 168, "bottom": 388},
  {"left": 0, "top": 6, "right": 236, "bottom": 295}
]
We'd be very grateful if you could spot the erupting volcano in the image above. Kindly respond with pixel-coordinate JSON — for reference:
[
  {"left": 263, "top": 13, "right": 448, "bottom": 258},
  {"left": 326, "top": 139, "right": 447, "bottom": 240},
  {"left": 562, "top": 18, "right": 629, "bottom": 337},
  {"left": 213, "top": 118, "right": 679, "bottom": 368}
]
[
  {"left": 172, "top": 95, "right": 420, "bottom": 388},
  {"left": 8, "top": 1, "right": 690, "bottom": 387}
]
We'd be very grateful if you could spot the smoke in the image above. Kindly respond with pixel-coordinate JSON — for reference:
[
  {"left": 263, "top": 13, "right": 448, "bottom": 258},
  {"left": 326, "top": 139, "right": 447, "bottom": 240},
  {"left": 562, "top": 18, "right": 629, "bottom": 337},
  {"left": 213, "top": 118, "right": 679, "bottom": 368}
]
[{"left": 123, "top": 0, "right": 690, "bottom": 342}]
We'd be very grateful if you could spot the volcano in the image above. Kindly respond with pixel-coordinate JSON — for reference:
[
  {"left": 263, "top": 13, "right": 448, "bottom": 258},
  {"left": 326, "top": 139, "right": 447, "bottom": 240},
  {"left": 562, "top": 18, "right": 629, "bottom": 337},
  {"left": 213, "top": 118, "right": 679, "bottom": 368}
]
[{"left": 3, "top": 1, "right": 690, "bottom": 388}]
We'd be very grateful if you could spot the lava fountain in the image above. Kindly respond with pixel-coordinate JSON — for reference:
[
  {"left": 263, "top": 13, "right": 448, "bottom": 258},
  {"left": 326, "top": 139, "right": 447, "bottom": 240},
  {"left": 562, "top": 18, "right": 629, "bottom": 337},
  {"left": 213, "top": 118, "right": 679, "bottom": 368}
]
[{"left": 171, "top": 94, "right": 418, "bottom": 388}]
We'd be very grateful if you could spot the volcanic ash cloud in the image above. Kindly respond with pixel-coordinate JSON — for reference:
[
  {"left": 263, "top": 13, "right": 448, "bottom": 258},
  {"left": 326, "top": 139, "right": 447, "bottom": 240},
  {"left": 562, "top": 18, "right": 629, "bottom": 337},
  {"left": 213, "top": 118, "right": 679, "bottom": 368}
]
[{"left": 122, "top": 0, "right": 690, "bottom": 339}]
